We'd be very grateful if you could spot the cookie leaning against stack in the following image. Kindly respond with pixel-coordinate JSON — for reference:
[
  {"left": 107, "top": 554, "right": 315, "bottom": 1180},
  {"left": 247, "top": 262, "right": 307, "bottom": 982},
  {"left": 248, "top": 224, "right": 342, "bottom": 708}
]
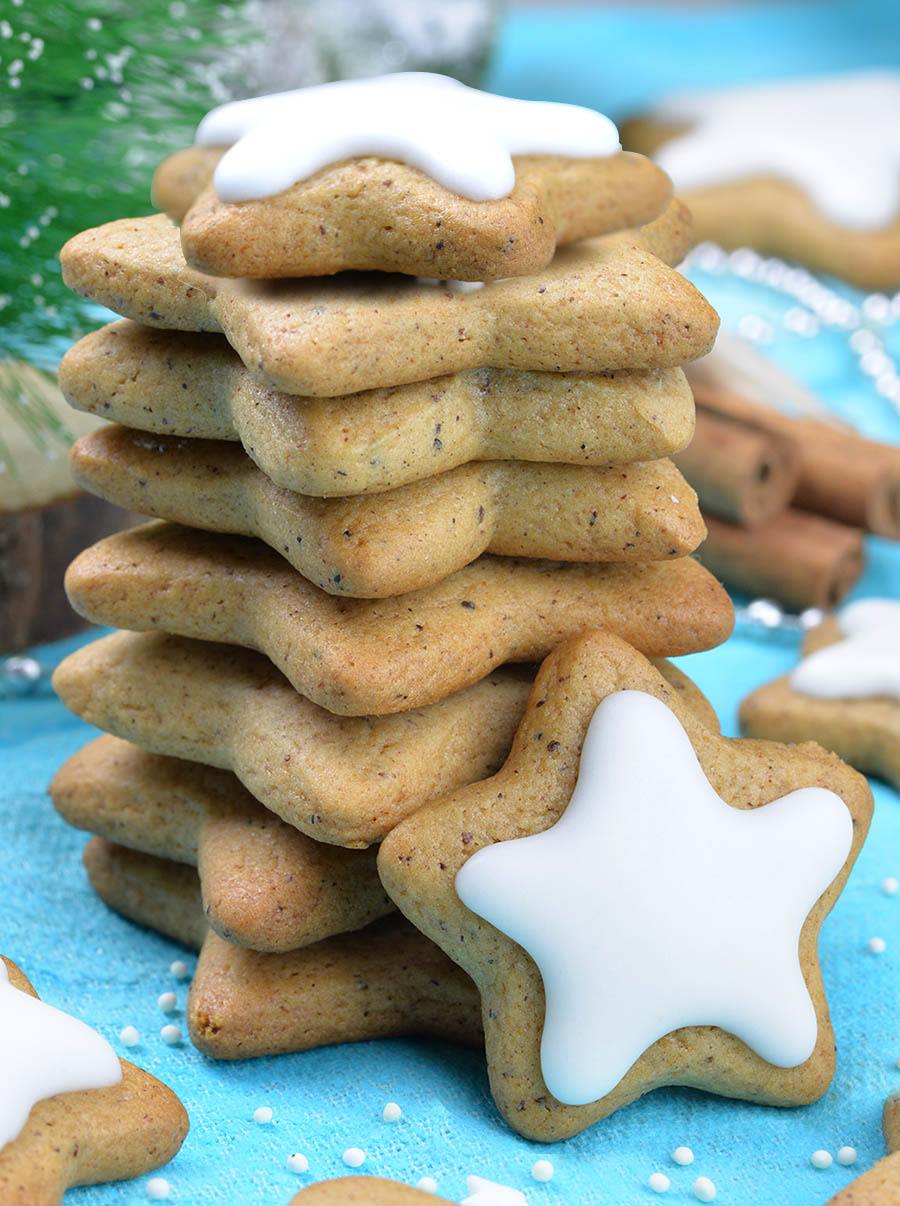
[{"left": 50, "top": 72, "right": 737, "bottom": 1164}]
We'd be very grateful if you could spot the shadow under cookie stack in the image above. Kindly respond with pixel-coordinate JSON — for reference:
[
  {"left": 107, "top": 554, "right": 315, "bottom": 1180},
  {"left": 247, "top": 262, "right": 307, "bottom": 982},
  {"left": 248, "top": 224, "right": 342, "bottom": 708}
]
[{"left": 51, "top": 80, "right": 732, "bottom": 1105}]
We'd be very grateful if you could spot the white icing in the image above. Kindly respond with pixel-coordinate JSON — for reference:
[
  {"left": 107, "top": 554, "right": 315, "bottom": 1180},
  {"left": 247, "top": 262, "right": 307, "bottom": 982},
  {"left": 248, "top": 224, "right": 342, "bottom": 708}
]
[
  {"left": 0, "top": 961, "right": 121, "bottom": 1148},
  {"left": 456, "top": 690, "right": 852, "bottom": 1106},
  {"left": 652, "top": 72, "right": 900, "bottom": 230},
  {"left": 792, "top": 597, "right": 900, "bottom": 700},
  {"left": 462, "top": 1176, "right": 527, "bottom": 1206},
  {"left": 196, "top": 72, "right": 620, "bottom": 203}
]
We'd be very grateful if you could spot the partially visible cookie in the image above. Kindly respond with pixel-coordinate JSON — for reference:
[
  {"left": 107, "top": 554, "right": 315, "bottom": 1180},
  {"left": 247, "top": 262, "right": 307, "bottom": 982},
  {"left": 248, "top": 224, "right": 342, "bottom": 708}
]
[
  {"left": 59, "top": 201, "right": 717, "bottom": 397},
  {"left": 379, "top": 630, "right": 871, "bottom": 1140},
  {"left": 71, "top": 425, "right": 705, "bottom": 597},
  {"left": 623, "top": 72, "right": 900, "bottom": 290},
  {"left": 287, "top": 1178, "right": 450, "bottom": 1204},
  {"left": 64, "top": 522, "right": 735, "bottom": 716},
  {"left": 83, "top": 838, "right": 483, "bottom": 1059},
  {"left": 59, "top": 321, "right": 696, "bottom": 498},
  {"left": 740, "top": 600, "right": 900, "bottom": 790},
  {"left": 827, "top": 1093, "right": 900, "bottom": 1204},
  {"left": 50, "top": 735, "right": 391, "bottom": 949},
  {"left": 0, "top": 955, "right": 188, "bottom": 1204},
  {"left": 152, "top": 73, "right": 671, "bottom": 280}
]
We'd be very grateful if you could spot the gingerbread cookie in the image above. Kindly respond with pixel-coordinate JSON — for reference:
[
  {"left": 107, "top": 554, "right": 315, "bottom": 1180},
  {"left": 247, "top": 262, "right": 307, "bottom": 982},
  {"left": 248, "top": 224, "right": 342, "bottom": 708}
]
[
  {"left": 59, "top": 321, "right": 696, "bottom": 498},
  {"left": 152, "top": 73, "right": 671, "bottom": 281},
  {"left": 64, "top": 522, "right": 734, "bottom": 716},
  {"left": 71, "top": 426, "right": 704, "bottom": 597},
  {"left": 0, "top": 955, "right": 188, "bottom": 1203},
  {"left": 59, "top": 201, "right": 717, "bottom": 397},
  {"left": 623, "top": 72, "right": 900, "bottom": 290},
  {"left": 828, "top": 1092, "right": 900, "bottom": 1204},
  {"left": 379, "top": 629, "right": 872, "bottom": 1140},
  {"left": 51, "top": 736, "right": 390, "bottom": 949},
  {"left": 54, "top": 631, "right": 716, "bottom": 848},
  {"left": 83, "top": 839, "right": 482, "bottom": 1059},
  {"left": 288, "top": 1178, "right": 450, "bottom": 1204},
  {"left": 740, "top": 599, "right": 900, "bottom": 790}
]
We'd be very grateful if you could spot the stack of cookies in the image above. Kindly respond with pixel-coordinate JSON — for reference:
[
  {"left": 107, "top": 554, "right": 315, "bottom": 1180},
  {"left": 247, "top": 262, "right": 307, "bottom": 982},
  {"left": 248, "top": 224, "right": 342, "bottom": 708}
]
[{"left": 52, "top": 77, "right": 738, "bottom": 1108}]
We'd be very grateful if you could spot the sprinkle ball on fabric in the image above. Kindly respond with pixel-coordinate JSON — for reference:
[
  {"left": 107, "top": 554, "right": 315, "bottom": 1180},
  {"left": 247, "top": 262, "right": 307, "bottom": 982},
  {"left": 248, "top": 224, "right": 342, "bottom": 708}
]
[
  {"left": 417, "top": 1177, "right": 438, "bottom": 1193},
  {"left": 253, "top": 1106, "right": 273, "bottom": 1124},
  {"left": 160, "top": 1023, "right": 181, "bottom": 1045},
  {"left": 648, "top": 1171, "right": 671, "bottom": 1192},
  {"left": 343, "top": 1148, "right": 366, "bottom": 1168},
  {"left": 836, "top": 1147, "right": 858, "bottom": 1166},
  {"left": 531, "top": 1159, "right": 554, "bottom": 1182},
  {"left": 169, "top": 960, "right": 189, "bottom": 979},
  {"left": 119, "top": 1025, "right": 139, "bottom": 1047},
  {"left": 868, "top": 937, "right": 887, "bottom": 955},
  {"left": 157, "top": 992, "right": 177, "bottom": 1013},
  {"left": 287, "top": 1153, "right": 309, "bottom": 1173},
  {"left": 672, "top": 1147, "right": 695, "bottom": 1166},
  {"left": 146, "top": 1178, "right": 171, "bottom": 1200},
  {"left": 881, "top": 877, "right": 899, "bottom": 896},
  {"left": 692, "top": 1176, "right": 717, "bottom": 1202},
  {"left": 382, "top": 1102, "right": 402, "bottom": 1122},
  {"left": 811, "top": 1150, "right": 833, "bottom": 1169}
]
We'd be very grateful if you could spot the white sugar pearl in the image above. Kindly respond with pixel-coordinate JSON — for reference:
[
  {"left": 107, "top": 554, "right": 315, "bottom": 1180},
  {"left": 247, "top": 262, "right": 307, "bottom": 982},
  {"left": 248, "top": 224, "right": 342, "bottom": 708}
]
[
  {"left": 382, "top": 1102, "right": 402, "bottom": 1123},
  {"left": 170, "top": 960, "right": 189, "bottom": 979},
  {"left": 811, "top": 1150, "right": 833, "bottom": 1169},
  {"left": 254, "top": 1106, "right": 273, "bottom": 1124},
  {"left": 836, "top": 1146, "right": 858, "bottom": 1166},
  {"left": 417, "top": 1178, "right": 438, "bottom": 1193},
  {"left": 146, "top": 1178, "right": 171, "bottom": 1200},
  {"left": 157, "top": 991, "right": 177, "bottom": 1012},
  {"left": 531, "top": 1159, "right": 554, "bottom": 1183},
  {"left": 882, "top": 877, "right": 899, "bottom": 896},
  {"left": 648, "top": 1171, "right": 671, "bottom": 1193},
  {"left": 119, "top": 1025, "right": 139, "bottom": 1047},
  {"left": 868, "top": 937, "right": 887, "bottom": 955},
  {"left": 287, "top": 1152, "right": 309, "bottom": 1173},
  {"left": 692, "top": 1176, "right": 717, "bottom": 1202},
  {"left": 672, "top": 1146, "right": 695, "bottom": 1166},
  {"left": 160, "top": 1023, "right": 182, "bottom": 1045},
  {"left": 343, "top": 1148, "right": 366, "bottom": 1168}
]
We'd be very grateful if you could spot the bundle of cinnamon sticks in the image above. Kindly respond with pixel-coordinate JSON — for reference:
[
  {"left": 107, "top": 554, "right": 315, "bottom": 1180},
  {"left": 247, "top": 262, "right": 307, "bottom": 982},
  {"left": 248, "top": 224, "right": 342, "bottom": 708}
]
[{"left": 677, "top": 366, "right": 900, "bottom": 610}]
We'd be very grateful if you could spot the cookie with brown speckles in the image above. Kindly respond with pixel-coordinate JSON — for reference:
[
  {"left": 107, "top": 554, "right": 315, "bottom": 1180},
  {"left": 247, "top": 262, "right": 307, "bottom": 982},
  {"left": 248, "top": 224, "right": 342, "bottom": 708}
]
[
  {"left": 0, "top": 956, "right": 188, "bottom": 1205},
  {"left": 50, "top": 735, "right": 390, "bottom": 949},
  {"left": 59, "top": 321, "right": 696, "bottom": 498},
  {"left": 827, "top": 1093, "right": 900, "bottom": 1204},
  {"left": 378, "top": 629, "right": 872, "bottom": 1141},
  {"left": 740, "top": 617, "right": 900, "bottom": 791},
  {"left": 59, "top": 201, "right": 717, "bottom": 397},
  {"left": 53, "top": 630, "right": 717, "bottom": 848},
  {"left": 71, "top": 425, "right": 705, "bottom": 597},
  {"left": 153, "top": 144, "right": 671, "bottom": 281},
  {"left": 82, "top": 838, "right": 483, "bottom": 1059},
  {"left": 64, "top": 521, "right": 734, "bottom": 717}
]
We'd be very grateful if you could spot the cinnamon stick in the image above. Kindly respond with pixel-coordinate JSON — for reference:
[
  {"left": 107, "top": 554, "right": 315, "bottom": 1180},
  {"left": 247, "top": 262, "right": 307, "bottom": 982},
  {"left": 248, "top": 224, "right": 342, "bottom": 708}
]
[
  {"left": 689, "top": 376, "right": 900, "bottom": 539},
  {"left": 674, "top": 409, "right": 799, "bottom": 526},
  {"left": 699, "top": 510, "right": 865, "bottom": 611}
]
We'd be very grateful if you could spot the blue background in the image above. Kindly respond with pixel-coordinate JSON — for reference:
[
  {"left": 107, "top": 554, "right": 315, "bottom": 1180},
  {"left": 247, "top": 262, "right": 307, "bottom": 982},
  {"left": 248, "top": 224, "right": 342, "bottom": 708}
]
[{"left": 4, "top": 2, "right": 900, "bottom": 1202}]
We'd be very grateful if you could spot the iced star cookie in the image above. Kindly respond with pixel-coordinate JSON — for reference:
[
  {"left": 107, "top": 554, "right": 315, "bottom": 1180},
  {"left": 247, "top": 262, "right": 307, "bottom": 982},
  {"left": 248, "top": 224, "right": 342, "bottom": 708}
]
[
  {"left": 378, "top": 630, "right": 872, "bottom": 1140},
  {"left": 64, "top": 522, "right": 734, "bottom": 717},
  {"left": 59, "top": 321, "right": 696, "bottom": 498},
  {"left": 70, "top": 425, "right": 705, "bottom": 598},
  {"left": 0, "top": 956, "right": 187, "bottom": 1203},
  {"left": 59, "top": 200, "right": 716, "bottom": 397},
  {"left": 623, "top": 72, "right": 900, "bottom": 290},
  {"left": 50, "top": 735, "right": 391, "bottom": 949},
  {"left": 150, "top": 72, "right": 671, "bottom": 281},
  {"left": 54, "top": 631, "right": 717, "bottom": 848},
  {"left": 740, "top": 599, "right": 900, "bottom": 790},
  {"left": 828, "top": 1092, "right": 900, "bottom": 1204},
  {"left": 83, "top": 838, "right": 483, "bottom": 1059}
]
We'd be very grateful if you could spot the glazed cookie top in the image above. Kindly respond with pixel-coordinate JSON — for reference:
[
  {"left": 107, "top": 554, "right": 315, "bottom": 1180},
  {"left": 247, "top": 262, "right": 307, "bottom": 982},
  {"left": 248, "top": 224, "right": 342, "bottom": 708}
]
[
  {"left": 457, "top": 689, "right": 852, "bottom": 1106},
  {"left": 0, "top": 957, "right": 121, "bottom": 1148},
  {"left": 650, "top": 72, "right": 900, "bottom": 230},
  {"left": 792, "top": 598, "right": 900, "bottom": 700},
  {"left": 197, "top": 72, "right": 620, "bottom": 204}
]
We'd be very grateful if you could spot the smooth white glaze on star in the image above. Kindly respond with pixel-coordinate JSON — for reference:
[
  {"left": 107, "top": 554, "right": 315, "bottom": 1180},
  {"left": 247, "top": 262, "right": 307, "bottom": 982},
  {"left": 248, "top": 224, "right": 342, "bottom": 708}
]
[
  {"left": 0, "top": 960, "right": 121, "bottom": 1148},
  {"left": 461, "top": 1175, "right": 527, "bottom": 1206},
  {"left": 196, "top": 72, "right": 620, "bottom": 203},
  {"left": 792, "top": 598, "right": 900, "bottom": 700},
  {"left": 456, "top": 690, "right": 852, "bottom": 1106},
  {"left": 651, "top": 72, "right": 900, "bottom": 230}
]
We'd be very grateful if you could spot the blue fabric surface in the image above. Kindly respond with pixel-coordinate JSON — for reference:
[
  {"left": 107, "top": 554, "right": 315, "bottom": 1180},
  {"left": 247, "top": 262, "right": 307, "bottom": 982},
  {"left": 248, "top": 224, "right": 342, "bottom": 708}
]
[{"left": 5, "top": 3, "right": 900, "bottom": 1202}]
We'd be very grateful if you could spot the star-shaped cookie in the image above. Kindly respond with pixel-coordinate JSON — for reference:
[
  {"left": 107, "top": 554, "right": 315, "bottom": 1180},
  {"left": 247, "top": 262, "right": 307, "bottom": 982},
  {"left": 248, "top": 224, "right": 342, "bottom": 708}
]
[
  {"left": 741, "top": 599, "right": 900, "bottom": 790},
  {"left": 0, "top": 956, "right": 188, "bottom": 1202},
  {"left": 379, "top": 630, "right": 871, "bottom": 1140},
  {"left": 828, "top": 1092, "right": 900, "bottom": 1204}
]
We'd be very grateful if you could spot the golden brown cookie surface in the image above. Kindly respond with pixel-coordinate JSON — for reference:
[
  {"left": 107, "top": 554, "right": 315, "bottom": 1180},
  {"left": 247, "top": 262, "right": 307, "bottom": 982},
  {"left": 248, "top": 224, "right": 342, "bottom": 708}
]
[
  {"left": 287, "top": 1177, "right": 450, "bottom": 1204},
  {"left": 379, "top": 630, "right": 872, "bottom": 1141}
]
